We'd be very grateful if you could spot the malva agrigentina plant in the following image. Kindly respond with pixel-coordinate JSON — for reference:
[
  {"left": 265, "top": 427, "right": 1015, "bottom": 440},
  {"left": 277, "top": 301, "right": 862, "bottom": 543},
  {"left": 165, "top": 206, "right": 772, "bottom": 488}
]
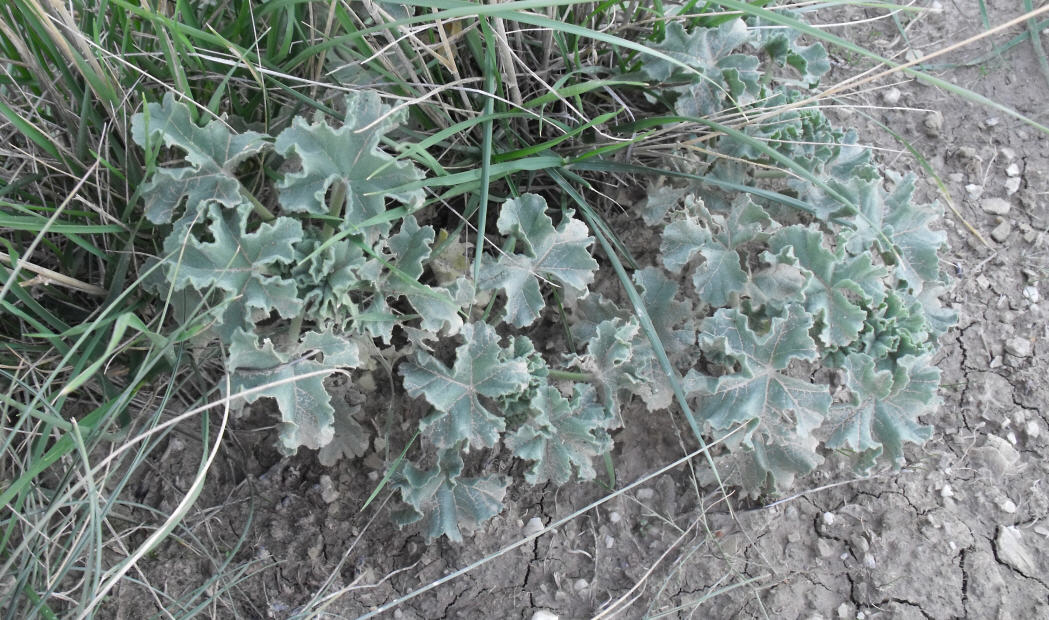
[{"left": 133, "top": 16, "right": 954, "bottom": 542}]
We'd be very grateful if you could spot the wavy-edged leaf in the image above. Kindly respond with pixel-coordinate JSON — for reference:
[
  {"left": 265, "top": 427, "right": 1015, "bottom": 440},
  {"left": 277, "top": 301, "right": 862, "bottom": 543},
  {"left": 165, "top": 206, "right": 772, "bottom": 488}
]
[
  {"left": 131, "top": 93, "right": 269, "bottom": 225},
  {"left": 228, "top": 328, "right": 361, "bottom": 453},
  {"left": 478, "top": 194, "right": 599, "bottom": 327},
  {"left": 400, "top": 322, "right": 530, "bottom": 449},
  {"left": 825, "top": 353, "right": 938, "bottom": 472},
  {"left": 633, "top": 266, "right": 695, "bottom": 355},
  {"left": 508, "top": 384, "right": 614, "bottom": 485},
  {"left": 385, "top": 216, "right": 466, "bottom": 335},
  {"left": 814, "top": 168, "right": 946, "bottom": 293},
  {"left": 661, "top": 195, "right": 771, "bottom": 306},
  {"left": 577, "top": 317, "right": 645, "bottom": 416},
  {"left": 162, "top": 203, "right": 303, "bottom": 342},
  {"left": 393, "top": 448, "right": 508, "bottom": 543},
  {"left": 769, "top": 225, "right": 884, "bottom": 347},
  {"left": 318, "top": 388, "right": 370, "bottom": 466},
  {"left": 274, "top": 91, "right": 423, "bottom": 236},
  {"left": 685, "top": 304, "right": 830, "bottom": 491}
]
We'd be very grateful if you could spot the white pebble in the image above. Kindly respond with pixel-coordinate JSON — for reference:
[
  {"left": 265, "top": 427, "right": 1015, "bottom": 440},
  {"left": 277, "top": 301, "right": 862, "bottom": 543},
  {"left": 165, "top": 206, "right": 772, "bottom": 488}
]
[
  {"left": 882, "top": 87, "right": 902, "bottom": 105},
  {"left": 1001, "top": 147, "right": 1017, "bottom": 160},
  {"left": 636, "top": 488, "right": 655, "bottom": 501},
  {"left": 531, "top": 611, "right": 559, "bottom": 620},
  {"left": 605, "top": 535, "right": 615, "bottom": 549},
  {"left": 1023, "top": 286, "right": 1041, "bottom": 303},
  {"left": 1006, "top": 177, "right": 1022, "bottom": 196},
  {"left": 609, "top": 511, "right": 622, "bottom": 524},
  {"left": 981, "top": 197, "right": 1011, "bottom": 215},
  {"left": 1006, "top": 163, "right": 1021, "bottom": 177},
  {"left": 965, "top": 184, "right": 983, "bottom": 200},
  {"left": 1007, "top": 431, "right": 1018, "bottom": 445},
  {"left": 984, "top": 117, "right": 1000, "bottom": 127},
  {"left": 1026, "top": 420, "right": 1041, "bottom": 438},
  {"left": 523, "top": 517, "right": 545, "bottom": 537},
  {"left": 941, "top": 484, "right": 955, "bottom": 498},
  {"left": 367, "top": 471, "right": 379, "bottom": 481},
  {"left": 1000, "top": 499, "right": 1018, "bottom": 514},
  {"left": 822, "top": 512, "right": 836, "bottom": 526},
  {"left": 573, "top": 578, "right": 589, "bottom": 592},
  {"left": 949, "top": 541, "right": 957, "bottom": 551}
]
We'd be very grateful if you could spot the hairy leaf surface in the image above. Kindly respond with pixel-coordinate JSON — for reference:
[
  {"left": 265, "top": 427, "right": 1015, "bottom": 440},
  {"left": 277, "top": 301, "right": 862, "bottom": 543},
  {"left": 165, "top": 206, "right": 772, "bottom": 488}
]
[
  {"left": 274, "top": 91, "right": 423, "bottom": 236},
  {"left": 825, "top": 353, "right": 938, "bottom": 471},
  {"left": 131, "top": 93, "right": 269, "bottom": 225},
  {"left": 394, "top": 449, "right": 507, "bottom": 543},
  {"left": 685, "top": 305, "right": 830, "bottom": 490},
  {"left": 507, "top": 384, "right": 614, "bottom": 485},
  {"left": 400, "top": 323, "right": 530, "bottom": 449},
  {"left": 479, "top": 194, "right": 599, "bottom": 327},
  {"left": 228, "top": 329, "right": 361, "bottom": 453},
  {"left": 162, "top": 203, "right": 303, "bottom": 342}
]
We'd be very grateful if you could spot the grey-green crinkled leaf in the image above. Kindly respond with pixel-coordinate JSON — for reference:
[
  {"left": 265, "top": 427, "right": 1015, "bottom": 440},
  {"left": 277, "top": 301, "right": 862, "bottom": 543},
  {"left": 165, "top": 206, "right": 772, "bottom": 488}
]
[
  {"left": 478, "top": 194, "right": 599, "bottom": 327},
  {"left": 685, "top": 304, "right": 830, "bottom": 491},
  {"left": 385, "top": 216, "right": 466, "bottom": 335},
  {"left": 813, "top": 169, "right": 946, "bottom": 293},
  {"left": 228, "top": 328, "right": 361, "bottom": 454},
  {"left": 661, "top": 196, "right": 771, "bottom": 306},
  {"left": 317, "top": 392, "right": 370, "bottom": 466},
  {"left": 400, "top": 322, "right": 530, "bottom": 449},
  {"left": 274, "top": 91, "right": 423, "bottom": 237},
  {"left": 162, "top": 203, "right": 303, "bottom": 342},
  {"left": 643, "top": 20, "right": 751, "bottom": 81},
  {"left": 393, "top": 448, "right": 508, "bottom": 543},
  {"left": 634, "top": 267, "right": 695, "bottom": 355},
  {"left": 768, "top": 225, "right": 882, "bottom": 347},
  {"left": 825, "top": 353, "right": 938, "bottom": 471},
  {"left": 131, "top": 93, "right": 270, "bottom": 225},
  {"left": 577, "top": 317, "right": 644, "bottom": 416},
  {"left": 507, "top": 384, "right": 614, "bottom": 485}
]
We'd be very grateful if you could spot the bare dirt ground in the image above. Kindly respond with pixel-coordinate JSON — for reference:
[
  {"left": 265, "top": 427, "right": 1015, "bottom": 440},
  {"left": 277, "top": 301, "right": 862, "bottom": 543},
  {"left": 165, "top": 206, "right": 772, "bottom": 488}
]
[{"left": 105, "top": 3, "right": 1049, "bottom": 619}]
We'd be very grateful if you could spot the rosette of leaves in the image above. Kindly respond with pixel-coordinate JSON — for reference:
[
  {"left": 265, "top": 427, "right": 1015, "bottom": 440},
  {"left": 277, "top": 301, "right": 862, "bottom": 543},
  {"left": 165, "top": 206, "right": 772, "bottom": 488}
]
[{"left": 133, "top": 90, "right": 460, "bottom": 460}]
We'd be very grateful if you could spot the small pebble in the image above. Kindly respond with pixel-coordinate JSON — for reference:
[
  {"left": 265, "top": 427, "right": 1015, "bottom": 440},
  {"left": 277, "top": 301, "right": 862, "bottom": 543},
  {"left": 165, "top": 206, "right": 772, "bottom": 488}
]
[
  {"left": 1006, "top": 163, "right": 1021, "bottom": 177},
  {"left": 367, "top": 471, "right": 379, "bottom": 482},
  {"left": 531, "top": 611, "right": 559, "bottom": 620},
  {"left": 941, "top": 484, "right": 955, "bottom": 498},
  {"left": 1007, "top": 431, "right": 1018, "bottom": 445},
  {"left": 1026, "top": 420, "right": 1041, "bottom": 438},
  {"left": 948, "top": 172, "right": 964, "bottom": 183},
  {"left": 573, "top": 578, "right": 589, "bottom": 593},
  {"left": 882, "top": 87, "right": 902, "bottom": 105},
  {"left": 1005, "top": 177, "right": 1021, "bottom": 195},
  {"left": 1001, "top": 147, "right": 1017, "bottom": 160},
  {"left": 923, "top": 111, "right": 943, "bottom": 135},
  {"left": 822, "top": 512, "right": 836, "bottom": 527},
  {"left": 609, "top": 511, "right": 622, "bottom": 524},
  {"left": 981, "top": 197, "right": 1011, "bottom": 215},
  {"left": 984, "top": 117, "right": 1000, "bottom": 127},
  {"left": 1000, "top": 499, "right": 1018, "bottom": 514},
  {"left": 605, "top": 535, "right": 615, "bottom": 549},
  {"left": 1023, "top": 286, "right": 1041, "bottom": 303},
  {"left": 965, "top": 184, "right": 983, "bottom": 199},
  {"left": 523, "top": 517, "right": 545, "bottom": 537},
  {"left": 991, "top": 220, "right": 1012, "bottom": 243},
  {"left": 1005, "top": 337, "right": 1033, "bottom": 358},
  {"left": 319, "top": 475, "right": 340, "bottom": 504},
  {"left": 636, "top": 488, "right": 655, "bottom": 501}
]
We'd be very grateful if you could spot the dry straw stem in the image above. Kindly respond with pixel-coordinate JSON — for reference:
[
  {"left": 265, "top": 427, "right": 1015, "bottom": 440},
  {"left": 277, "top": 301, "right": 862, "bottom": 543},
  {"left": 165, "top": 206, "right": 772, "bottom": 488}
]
[
  {"left": 0, "top": 252, "right": 107, "bottom": 296},
  {"left": 753, "top": 4, "right": 1049, "bottom": 128},
  {"left": 0, "top": 159, "right": 101, "bottom": 303}
]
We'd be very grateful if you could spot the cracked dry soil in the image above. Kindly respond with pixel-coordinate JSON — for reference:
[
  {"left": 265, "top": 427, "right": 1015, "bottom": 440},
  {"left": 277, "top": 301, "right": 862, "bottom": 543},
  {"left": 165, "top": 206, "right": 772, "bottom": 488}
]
[{"left": 106, "top": 4, "right": 1049, "bottom": 619}]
